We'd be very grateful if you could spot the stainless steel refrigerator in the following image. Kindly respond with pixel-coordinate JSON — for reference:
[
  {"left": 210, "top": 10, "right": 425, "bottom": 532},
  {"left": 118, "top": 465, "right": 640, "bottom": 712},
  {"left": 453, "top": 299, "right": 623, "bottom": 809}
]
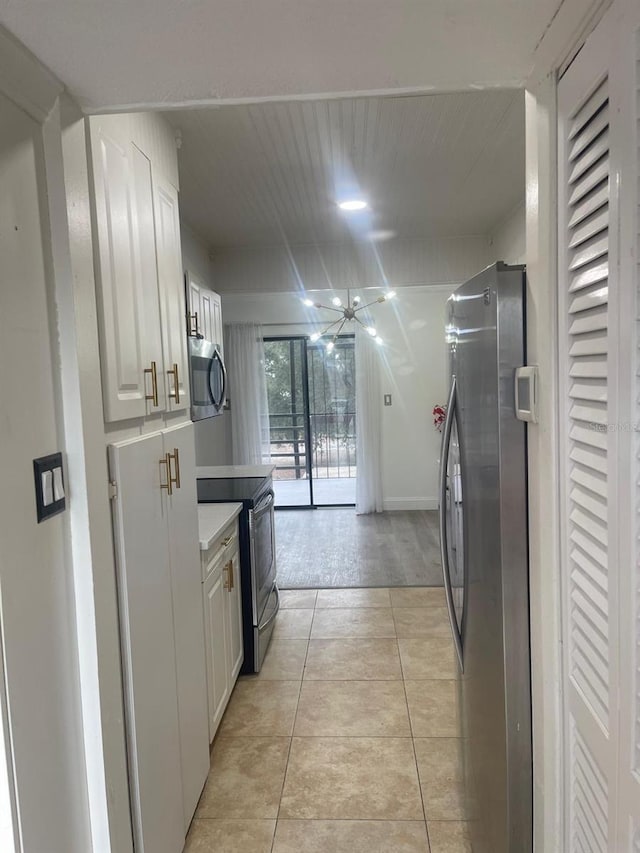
[{"left": 439, "top": 262, "right": 532, "bottom": 852}]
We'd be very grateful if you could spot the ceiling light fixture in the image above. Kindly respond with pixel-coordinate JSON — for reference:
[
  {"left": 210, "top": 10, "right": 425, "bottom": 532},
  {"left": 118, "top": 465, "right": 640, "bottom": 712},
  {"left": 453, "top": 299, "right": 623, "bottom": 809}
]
[
  {"left": 338, "top": 199, "right": 368, "bottom": 211},
  {"left": 306, "top": 289, "right": 397, "bottom": 351}
]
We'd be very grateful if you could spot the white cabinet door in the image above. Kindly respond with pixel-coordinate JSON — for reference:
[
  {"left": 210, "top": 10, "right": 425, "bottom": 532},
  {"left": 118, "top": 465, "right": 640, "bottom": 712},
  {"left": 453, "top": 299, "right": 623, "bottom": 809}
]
[
  {"left": 155, "top": 178, "right": 189, "bottom": 413},
  {"left": 186, "top": 272, "right": 200, "bottom": 339},
  {"left": 227, "top": 545, "right": 244, "bottom": 682},
  {"left": 211, "top": 291, "right": 223, "bottom": 353},
  {"left": 199, "top": 287, "right": 215, "bottom": 344},
  {"left": 162, "top": 423, "right": 209, "bottom": 828},
  {"left": 89, "top": 118, "right": 147, "bottom": 422},
  {"left": 203, "top": 561, "right": 230, "bottom": 741},
  {"left": 185, "top": 270, "right": 219, "bottom": 345},
  {"left": 131, "top": 142, "right": 166, "bottom": 415},
  {"left": 109, "top": 432, "right": 184, "bottom": 853}
]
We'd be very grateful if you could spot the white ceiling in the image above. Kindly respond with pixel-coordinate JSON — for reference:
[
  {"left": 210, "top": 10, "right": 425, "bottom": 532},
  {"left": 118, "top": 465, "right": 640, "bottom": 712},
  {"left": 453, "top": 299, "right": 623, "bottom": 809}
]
[
  {"left": 0, "top": 0, "right": 559, "bottom": 112},
  {"left": 167, "top": 90, "right": 524, "bottom": 249}
]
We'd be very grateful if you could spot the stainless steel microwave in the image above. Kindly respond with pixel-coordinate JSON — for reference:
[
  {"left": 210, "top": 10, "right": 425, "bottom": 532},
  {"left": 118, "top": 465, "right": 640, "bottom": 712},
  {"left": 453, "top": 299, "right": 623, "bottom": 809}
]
[{"left": 187, "top": 336, "right": 227, "bottom": 421}]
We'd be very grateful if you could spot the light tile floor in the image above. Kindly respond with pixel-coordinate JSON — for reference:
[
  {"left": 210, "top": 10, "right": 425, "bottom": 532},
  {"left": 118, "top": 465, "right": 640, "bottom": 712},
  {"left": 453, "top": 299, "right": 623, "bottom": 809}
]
[{"left": 186, "top": 587, "right": 473, "bottom": 853}]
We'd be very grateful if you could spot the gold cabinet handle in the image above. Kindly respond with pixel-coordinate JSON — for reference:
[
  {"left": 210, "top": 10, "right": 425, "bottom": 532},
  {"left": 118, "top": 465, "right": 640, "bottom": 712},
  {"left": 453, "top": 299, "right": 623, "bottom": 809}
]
[
  {"left": 223, "top": 560, "right": 231, "bottom": 591},
  {"left": 222, "top": 536, "right": 232, "bottom": 547},
  {"left": 144, "top": 361, "right": 159, "bottom": 406},
  {"left": 159, "top": 453, "right": 172, "bottom": 496},
  {"left": 167, "top": 363, "right": 180, "bottom": 404},
  {"left": 167, "top": 447, "right": 181, "bottom": 490}
]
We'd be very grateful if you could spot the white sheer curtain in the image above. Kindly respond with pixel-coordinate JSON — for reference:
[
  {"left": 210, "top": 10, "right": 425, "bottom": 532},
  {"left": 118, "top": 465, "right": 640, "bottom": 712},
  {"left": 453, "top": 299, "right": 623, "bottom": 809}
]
[
  {"left": 224, "top": 323, "right": 271, "bottom": 466},
  {"left": 355, "top": 326, "right": 383, "bottom": 514}
]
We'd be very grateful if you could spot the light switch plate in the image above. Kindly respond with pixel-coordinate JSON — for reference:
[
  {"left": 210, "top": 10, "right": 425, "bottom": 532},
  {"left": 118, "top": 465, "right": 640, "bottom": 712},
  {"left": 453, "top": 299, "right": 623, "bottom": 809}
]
[{"left": 33, "top": 453, "right": 66, "bottom": 522}]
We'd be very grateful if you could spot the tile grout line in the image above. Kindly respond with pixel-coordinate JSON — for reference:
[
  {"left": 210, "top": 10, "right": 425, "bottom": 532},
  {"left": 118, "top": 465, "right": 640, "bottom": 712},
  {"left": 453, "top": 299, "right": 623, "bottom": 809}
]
[
  {"left": 399, "top": 635, "right": 432, "bottom": 849},
  {"left": 269, "top": 601, "right": 316, "bottom": 852}
]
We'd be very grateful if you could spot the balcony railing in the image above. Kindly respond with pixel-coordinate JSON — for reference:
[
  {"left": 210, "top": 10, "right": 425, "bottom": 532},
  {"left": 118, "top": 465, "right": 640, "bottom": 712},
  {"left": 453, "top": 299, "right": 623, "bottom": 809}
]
[{"left": 268, "top": 411, "right": 356, "bottom": 481}]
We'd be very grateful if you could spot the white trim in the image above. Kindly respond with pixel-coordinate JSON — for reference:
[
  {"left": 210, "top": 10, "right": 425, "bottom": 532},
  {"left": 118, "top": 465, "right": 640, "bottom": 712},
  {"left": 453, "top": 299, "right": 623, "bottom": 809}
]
[
  {"left": 382, "top": 497, "right": 439, "bottom": 511},
  {"left": 525, "top": 74, "right": 564, "bottom": 853},
  {"left": 57, "top": 96, "right": 134, "bottom": 853},
  {"left": 87, "top": 83, "right": 527, "bottom": 116},
  {"left": 0, "top": 26, "right": 62, "bottom": 122},
  {"left": 530, "top": 0, "right": 613, "bottom": 86}
]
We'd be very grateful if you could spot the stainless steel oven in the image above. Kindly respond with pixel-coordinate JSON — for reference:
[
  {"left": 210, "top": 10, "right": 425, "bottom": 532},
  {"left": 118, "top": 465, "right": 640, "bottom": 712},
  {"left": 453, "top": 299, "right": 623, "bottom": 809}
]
[
  {"left": 188, "top": 336, "right": 227, "bottom": 421},
  {"left": 249, "top": 488, "right": 279, "bottom": 670}
]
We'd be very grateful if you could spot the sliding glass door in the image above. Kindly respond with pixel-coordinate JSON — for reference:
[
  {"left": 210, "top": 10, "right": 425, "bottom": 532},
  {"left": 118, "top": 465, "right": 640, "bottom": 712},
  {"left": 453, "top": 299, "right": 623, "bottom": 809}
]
[{"left": 264, "top": 336, "right": 356, "bottom": 508}]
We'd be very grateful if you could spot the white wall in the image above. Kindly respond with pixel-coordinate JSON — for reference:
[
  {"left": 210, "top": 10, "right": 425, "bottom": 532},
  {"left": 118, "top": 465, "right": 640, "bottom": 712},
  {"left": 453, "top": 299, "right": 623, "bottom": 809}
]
[
  {"left": 221, "top": 286, "right": 453, "bottom": 508},
  {"left": 212, "top": 235, "right": 491, "bottom": 293},
  {"left": 181, "top": 220, "right": 214, "bottom": 288},
  {"left": 0, "top": 89, "right": 92, "bottom": 852},
  {"left": 181, "top": 221, "right": 233, "bottom": 466},
  {"left": 489, "top": 200, "right": 526, "bottom": 265}
]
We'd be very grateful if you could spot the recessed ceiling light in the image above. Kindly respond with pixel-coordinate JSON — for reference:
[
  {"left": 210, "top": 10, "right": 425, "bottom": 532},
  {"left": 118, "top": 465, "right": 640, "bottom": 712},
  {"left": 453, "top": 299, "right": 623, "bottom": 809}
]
[{"left": 338, "top": 199, "right": 368, "bottom": 211}]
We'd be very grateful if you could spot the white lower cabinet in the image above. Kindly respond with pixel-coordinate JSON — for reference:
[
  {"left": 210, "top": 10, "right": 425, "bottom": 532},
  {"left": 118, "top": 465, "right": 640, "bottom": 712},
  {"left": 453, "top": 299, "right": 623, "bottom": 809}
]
[
  {"left": 109, "top": 422, "right": 209, "bottom": 853},
  {"left": 203, "top": 560, "right": 230, "bottom": 737},
  {"left": 202, "top": 521, "right": 243, "bottom": 741}
]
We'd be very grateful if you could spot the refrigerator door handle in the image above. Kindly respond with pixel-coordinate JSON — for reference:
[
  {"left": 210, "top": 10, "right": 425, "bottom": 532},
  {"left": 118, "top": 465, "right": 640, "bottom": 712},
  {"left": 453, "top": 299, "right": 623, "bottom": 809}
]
[{"left": 439, "top": 376, "right": 464, "bottom": 670}]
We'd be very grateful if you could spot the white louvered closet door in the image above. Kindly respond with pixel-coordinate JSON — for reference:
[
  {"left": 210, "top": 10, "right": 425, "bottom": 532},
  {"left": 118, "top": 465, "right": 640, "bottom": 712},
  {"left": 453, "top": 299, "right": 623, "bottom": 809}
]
[
  {"left": 558, "top": 1, "right": 640, "bottom": 849},
  {"left": 558, "top": 11, "right": 619, "bottom": 852}
]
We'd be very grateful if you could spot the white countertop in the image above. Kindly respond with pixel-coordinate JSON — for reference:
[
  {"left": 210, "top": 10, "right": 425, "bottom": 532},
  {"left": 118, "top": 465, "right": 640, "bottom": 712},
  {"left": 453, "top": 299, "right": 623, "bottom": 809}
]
[
  {"left": 197, "top": 503, "right": 243, "bottom": 551},
  {"left": 197, "top": 464, "right": 276, "bottom": 479}
]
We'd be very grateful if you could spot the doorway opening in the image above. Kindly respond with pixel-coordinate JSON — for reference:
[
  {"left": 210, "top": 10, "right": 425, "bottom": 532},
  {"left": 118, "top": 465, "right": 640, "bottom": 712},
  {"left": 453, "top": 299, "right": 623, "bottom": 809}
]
[{"left": 264, "top": 335, "right": 356, "bottom": 508}]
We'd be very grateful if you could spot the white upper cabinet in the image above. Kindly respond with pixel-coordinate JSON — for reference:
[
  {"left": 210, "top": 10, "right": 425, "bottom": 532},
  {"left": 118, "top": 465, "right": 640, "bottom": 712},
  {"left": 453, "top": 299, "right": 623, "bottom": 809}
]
[
  {"left": 185, "top": 269, "right": 223, "bottom": 350},
  {"left": 89, "top": 117, "right": 149, "bottom": 422},
  {"left": 155, "top": 178, "right": 190, "bottom": 413},
  {"left": 89, "top": 112, "right": 188, "bottom": 422}
]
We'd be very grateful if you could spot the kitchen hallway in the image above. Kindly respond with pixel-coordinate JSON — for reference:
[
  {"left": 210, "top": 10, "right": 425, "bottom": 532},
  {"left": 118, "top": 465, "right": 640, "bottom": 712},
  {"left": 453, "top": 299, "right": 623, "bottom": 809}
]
[{"left": 185, "top": 586, "right": 471, "bottom": 853}]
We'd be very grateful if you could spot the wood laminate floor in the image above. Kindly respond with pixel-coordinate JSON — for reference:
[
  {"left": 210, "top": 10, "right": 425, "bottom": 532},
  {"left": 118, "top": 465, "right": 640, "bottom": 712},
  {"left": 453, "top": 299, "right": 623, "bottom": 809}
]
[{"left": 275, "top": 509, "right": 442, "bottom": 589}]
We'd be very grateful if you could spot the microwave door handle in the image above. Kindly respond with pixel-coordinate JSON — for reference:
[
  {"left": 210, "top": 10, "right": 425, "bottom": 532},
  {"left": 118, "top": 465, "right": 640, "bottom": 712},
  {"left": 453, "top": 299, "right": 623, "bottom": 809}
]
[
  {"left": 207, "top": 350, "right": 222, "bottom": 410},
  {"left": 209, "top": 348, "right": 227, "bottom": 411},
  {"left": 218, "top": 349, "right": 227, "bottom": 410},
  {"left": 439, "top": 376, "right": 463, "bottom": 670}
]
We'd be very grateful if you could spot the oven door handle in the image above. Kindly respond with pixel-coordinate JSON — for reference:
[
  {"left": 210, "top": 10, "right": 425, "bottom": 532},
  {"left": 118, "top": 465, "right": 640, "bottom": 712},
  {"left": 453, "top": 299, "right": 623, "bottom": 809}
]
[
  {"left": 253, "top": 489, "right": 275, "bottom": 518},
  {"left": 258, "top": 585, "right": 280, "bottom": 631}
]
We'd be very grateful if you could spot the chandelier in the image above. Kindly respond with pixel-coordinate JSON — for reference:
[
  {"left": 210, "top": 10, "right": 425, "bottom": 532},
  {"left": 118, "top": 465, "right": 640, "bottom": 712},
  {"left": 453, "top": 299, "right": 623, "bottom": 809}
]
[{"left": 302, "top": 288, "right": 396, "bottom": 352}]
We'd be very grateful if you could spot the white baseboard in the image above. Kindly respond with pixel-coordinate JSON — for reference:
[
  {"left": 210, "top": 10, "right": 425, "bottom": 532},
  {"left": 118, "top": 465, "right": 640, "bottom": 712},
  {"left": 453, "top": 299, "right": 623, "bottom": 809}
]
[{"left": 382, "top": 497, "right": 439, "bottom": 511}]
